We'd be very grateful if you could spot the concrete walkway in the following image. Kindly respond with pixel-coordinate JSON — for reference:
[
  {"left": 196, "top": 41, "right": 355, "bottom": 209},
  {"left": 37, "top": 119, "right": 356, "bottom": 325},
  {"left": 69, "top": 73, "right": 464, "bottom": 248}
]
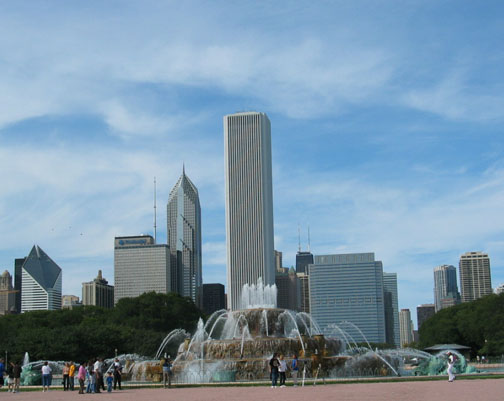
[{"left": 1, "top": 379, "right": 504, "bottom": 401}]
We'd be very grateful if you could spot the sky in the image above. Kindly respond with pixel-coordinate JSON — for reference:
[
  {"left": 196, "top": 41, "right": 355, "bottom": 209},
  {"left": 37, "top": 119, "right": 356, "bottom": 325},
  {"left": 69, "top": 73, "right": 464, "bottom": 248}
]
[{"left": 1, "top": 0, "right": 503, "bottom": 327}]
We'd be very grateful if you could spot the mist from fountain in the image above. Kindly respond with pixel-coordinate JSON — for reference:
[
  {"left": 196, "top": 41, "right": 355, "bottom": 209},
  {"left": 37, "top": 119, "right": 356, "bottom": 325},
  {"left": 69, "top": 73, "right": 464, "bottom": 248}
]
[{"left": 241, "top": 277, "right": 277, "bottom": 309}]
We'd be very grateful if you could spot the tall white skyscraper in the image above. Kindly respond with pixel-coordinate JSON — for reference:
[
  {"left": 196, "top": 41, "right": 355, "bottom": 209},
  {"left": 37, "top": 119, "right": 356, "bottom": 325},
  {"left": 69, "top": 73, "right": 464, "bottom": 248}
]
[
  {"left": 224, "top": 112, "right": 275, "bottom": 310},
  {"left": 167, "top": 168, "right": 202, "bottom": 306}
]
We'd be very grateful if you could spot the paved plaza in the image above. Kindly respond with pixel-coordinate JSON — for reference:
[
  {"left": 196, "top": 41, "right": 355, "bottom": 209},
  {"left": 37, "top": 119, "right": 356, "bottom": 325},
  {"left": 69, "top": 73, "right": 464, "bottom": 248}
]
[{"left": 1, "top": 379, "right": 504, "bottom": 401}]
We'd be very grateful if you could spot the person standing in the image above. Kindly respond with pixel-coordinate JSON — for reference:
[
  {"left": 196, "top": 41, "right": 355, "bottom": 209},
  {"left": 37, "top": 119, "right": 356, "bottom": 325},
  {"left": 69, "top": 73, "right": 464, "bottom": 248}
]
[
  {"left": 162, "top": 358, "right": 173, "bottom": 388},
  {"left": 41, "top": 361, "right": 52, "bottom": 392},
  {"left": 6, "top": 361, "right": 14, "bottom": 392},
  {"left": 0, "top": 358, "right": 5, "bottom": 389},
  {"left": 93, "top": 358, "right": 102, "bottom": 393},
  {"left": 106, "top": 372, "right": 113, "bottom": 392},
  {"left": 69, "top": 361, "right": 76, "bottom": 391},
  {"left": 78, "top": 362, "right": 87, "bottom": 394},
  {"left": 113, "top": 358, "right": 122, "bottom": 390},
  {"left": 13, "top": 361, "right": 21, "bottom": 393},
  {"left": 291, "top": 355, "right": 299, "bottom": 387},
  {"left": 269, "top": 353, "right": 279, "bottom": 388},
  {"left": 447, "top": 352, "right": 456, "bottom": 382},
  {"left": 87, "top": 360, "right": 95, "bottom": 393},
  {"left": 278, "top": 354, "right": 287, "bottom": 387},
  {"left": 62, "top": 362, "right": 70, "bottom": 390}
]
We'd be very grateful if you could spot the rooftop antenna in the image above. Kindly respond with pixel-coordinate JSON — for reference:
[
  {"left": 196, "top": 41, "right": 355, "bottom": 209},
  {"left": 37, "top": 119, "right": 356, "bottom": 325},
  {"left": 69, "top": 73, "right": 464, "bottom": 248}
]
[
  {"left": 308, "top": 225, "right": 311, "bottom": 252},
  {"left": 298, "top": 224, "right": 301, "bottom": 252},
  {"left": 153, "top": 176, "right": 157, "bottom": 243}
]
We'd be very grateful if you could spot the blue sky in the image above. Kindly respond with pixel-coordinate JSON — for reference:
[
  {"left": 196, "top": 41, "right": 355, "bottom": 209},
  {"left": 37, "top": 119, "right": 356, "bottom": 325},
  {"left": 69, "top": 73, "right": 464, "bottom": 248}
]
[{"left": 1, "top": 1, "right": 503, "bottom": 326}]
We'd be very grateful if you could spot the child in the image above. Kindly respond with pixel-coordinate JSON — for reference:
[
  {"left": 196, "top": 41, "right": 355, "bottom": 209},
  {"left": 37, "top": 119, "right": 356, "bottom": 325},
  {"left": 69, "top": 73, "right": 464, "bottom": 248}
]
[{"left": 106, "top": 372, "right": 113, "bottom": 392}]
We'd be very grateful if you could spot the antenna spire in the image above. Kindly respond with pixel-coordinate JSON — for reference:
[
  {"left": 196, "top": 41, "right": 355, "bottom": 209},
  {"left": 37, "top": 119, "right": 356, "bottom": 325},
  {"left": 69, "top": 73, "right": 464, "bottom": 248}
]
[
  {"left": 298, "top": 224, "right": 301, "bottom": 252},
  {"left": 153, "top": 176, "right": 157, "bottom": 243}
]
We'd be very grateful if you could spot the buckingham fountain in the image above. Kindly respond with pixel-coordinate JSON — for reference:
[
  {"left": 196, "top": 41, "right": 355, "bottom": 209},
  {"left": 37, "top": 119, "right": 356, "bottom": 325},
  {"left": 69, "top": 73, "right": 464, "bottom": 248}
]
[{"left": 20, "top": 278, "right": 478, "bottom": 385}]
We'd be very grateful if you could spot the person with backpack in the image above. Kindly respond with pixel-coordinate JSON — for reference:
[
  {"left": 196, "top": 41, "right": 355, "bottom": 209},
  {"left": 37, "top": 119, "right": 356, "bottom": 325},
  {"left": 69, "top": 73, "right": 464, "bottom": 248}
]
[{"left": 269, "top": 353, "right": 279, "bottom": 388}]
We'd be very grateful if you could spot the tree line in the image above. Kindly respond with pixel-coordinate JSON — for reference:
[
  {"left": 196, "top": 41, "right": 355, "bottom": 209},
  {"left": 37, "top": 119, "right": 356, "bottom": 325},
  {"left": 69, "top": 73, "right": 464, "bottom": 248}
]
[
  {"left": 419, "top": 292, "right": 504, "bottom": 356},
  {"left": 0, "top": 291, "right": 203, "bottom": 363}
]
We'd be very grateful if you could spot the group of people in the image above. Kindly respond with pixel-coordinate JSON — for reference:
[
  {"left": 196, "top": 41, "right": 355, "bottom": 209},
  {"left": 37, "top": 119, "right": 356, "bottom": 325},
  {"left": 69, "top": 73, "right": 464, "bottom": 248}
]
[
  {"left": 37, "top": 357, "right": 122, "bottom": 394},
  {"left": 0, "top": 358, "right": 22, "bottom": 393},
  {"left": 268, "top": 354, "right": 299, "bottom": 388}
]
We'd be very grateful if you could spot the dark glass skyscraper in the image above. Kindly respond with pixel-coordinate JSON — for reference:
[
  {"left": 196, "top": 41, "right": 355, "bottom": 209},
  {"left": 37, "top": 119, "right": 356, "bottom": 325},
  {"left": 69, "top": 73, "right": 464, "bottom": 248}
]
[
  {"left": 295, "top": 251, "right": 314, "bottom": 274},
  {"left": 433, "top": 265, "right": 460, "bottom": 312}
]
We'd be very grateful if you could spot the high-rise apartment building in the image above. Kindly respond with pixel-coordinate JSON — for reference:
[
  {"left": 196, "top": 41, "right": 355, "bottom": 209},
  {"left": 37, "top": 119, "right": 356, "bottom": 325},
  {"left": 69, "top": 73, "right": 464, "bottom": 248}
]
[
  {"left": 224, "top": 112, "right": 275, "bottom": 310},
  {"left": 21, "top": 245, "right": 62, "bottom": 312},
  {"left": 167, "top": 168, "right": 202, "bottom": 305},
  {"left": 383, "top": 272, "right": 400, "bottom": 347},
  {"left": 433, "top": 264, "right": 460, "bottom": 312},
  {"left": 309, "top": 253, "right": 386, "bottom": 344},
  {"left": 459, "top": 252, "right": 492, "bottom": 303},
  {"left": 399, "top": 308, "right": 414, "bottom": 347},
  {"left": 0, "top": 270, "right": 16, "bottom": 315},
  {"left": 114, "top": 235, "right": 170, "bottom": 304},
  {"left": 416, "top": 304, "right": 435, "bottom": 330},
  {"left": 82, "top": 270, "right": 114, "bottom": 308},
  {"left": 62, "top": 295, "right": 80, "bottom": 309}
]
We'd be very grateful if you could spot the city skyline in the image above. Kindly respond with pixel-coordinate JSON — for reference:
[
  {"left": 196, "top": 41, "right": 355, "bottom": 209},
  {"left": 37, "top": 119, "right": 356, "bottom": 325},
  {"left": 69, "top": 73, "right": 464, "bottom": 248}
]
[{"left": 1, "top": 2, "right": 504, "bottom": 324}]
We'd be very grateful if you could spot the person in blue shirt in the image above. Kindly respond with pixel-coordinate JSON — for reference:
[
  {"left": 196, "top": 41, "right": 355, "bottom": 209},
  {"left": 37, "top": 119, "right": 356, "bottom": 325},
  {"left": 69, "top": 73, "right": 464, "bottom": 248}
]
[
  {"left": 291, "top": 355, "right": 299, "bottom": 387},
  {"left": 0, "top": 358, "right": 5, "bottom": 388},
  {"left": 106, "top": 372, "right": 114, "bottom": 392}
]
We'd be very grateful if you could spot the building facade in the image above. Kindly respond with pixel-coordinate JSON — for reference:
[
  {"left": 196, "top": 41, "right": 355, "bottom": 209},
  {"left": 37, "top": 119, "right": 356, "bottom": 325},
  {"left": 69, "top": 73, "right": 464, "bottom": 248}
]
[
  {"left": 399, "top": 308, "right": 414, "bottom": 347},
  {"left": 82, "top": 270, "right": 114, "bottom": 308},
  {"left": 21, "top": 245, "right": 62, "bottom": 312},
  {"left": 0, "top": 270, "right": 16, "bottom": 315},
  {"left": 202, "top": 283, "right": 226, "bottom": 315},
  {"left": 167, "top": 168, "right": 202, "bottom": 306},
  {"left": 383, "top": 272, "right": 400, "bottom": 347},
  {"left": 416, "top": 304, "right": 435, "bottom": 331},
  {"left": 297, "top": 272, "right": 310, "bottom": 314},
  {"left": 296, "top": 251, "right": 314, "bottom": 274},
  {"left": 14, "top": 257, "right": 26, "bottom": 313},
  {"left": 224, "top": 112, "right": 275, "bottom": 310},
  {"left": 309, "top": 253, "right": 386, "bottom": 344},
  {"left": 114, "top": 235, "right": 171, "bottom": 304},
  {"left": 459, "top": 252, "right": 492, "bottom": 303},
  {"left": 276, "top": 267, "right": 299, "bottom": 311},
  {"left": 62, "top": 295, "right": 80, "bottom": 309},
  {"left": 433, "top": 264, "right": 460, "bottom": 312}
]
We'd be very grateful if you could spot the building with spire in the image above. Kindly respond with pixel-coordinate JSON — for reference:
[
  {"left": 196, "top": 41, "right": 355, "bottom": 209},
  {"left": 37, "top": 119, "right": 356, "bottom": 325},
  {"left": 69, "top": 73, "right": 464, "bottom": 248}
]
[
  {"left": 224, "top": 112, "right": 275, "bottom": 310},
  {"left": 167, "top": 167, "right": 202, "bottom": 306},
  {"left": 20, "top": 245, "right": 62, "bottom": 312},
  {"left": 82, "top": 270, "right": 114, "bottom": 308}
]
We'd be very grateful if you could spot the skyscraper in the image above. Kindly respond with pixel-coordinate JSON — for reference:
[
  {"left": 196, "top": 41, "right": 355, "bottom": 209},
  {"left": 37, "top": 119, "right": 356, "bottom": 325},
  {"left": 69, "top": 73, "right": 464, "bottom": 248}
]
[
  {"left": 309, "top": 253, "right": 386, "bottom": 343},
  {"left": 82, "top": 270, "right": 114, "bottom": 308},
  {"left": 0, "top": 271, "right": 16, "bottom": 315},
  {"left": 202, "top": 283, "right": 226, "bottom": 315},
  {"left": 383, "top": 272, "right": 400, "bottom": 347},
  {"left": 167, "top": 168, "right": 202, "bottom": 305},
  {"left": 114, "top": 235, "right": 170, "bottom": 304},
  {"left": 459, "top": 251, "right": 492, "bottom": 303},
  {"left": 296, "top": 251, "right": 314, "bottom": 274},
  {"left": 433, "top": 265, "right": 460, "bottom": 312},
  {"left": 224, "top": 112, "right": 275, "bottom": 310},
  {"left": 416, "top": 304, "right": 435, "bottom": 330},
  {"left": 399, "top": 308, "right": 414, "bottom": 347},
  {"left": 21, "top": 245, "right": 62, "bottom": 312}
]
